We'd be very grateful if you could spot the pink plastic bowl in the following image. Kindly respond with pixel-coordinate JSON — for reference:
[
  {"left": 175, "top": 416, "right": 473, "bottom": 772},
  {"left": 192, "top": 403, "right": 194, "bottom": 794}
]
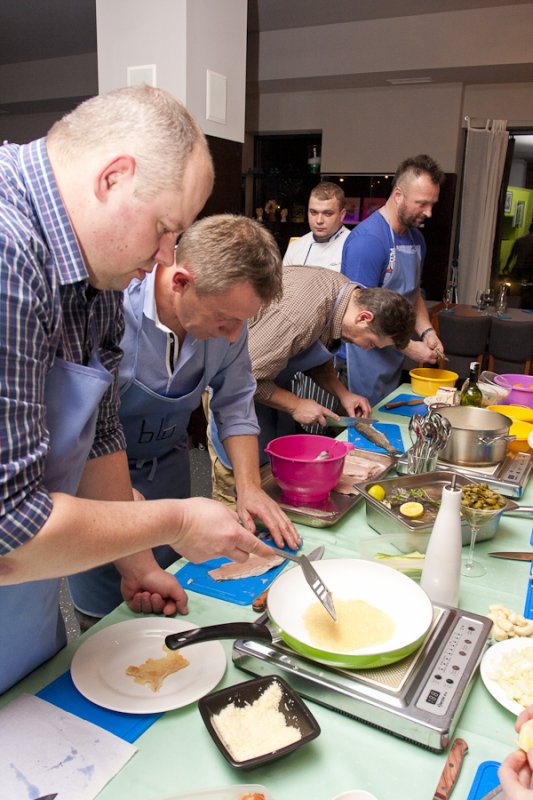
[
  {"left": 494, "top": 374, "right": 533, "bottom": 409},
  {"left": 264, "top": 434, "right": 354, "bottom": 503}
]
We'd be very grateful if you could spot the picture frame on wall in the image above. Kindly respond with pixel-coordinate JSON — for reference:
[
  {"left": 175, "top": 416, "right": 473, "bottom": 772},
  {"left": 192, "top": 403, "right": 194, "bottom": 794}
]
[
  {"left": 344, "top": 197, "right": 361, "bottom": 223},
  {"left": 504, "top": 191, "right": 513, "bottom": 214}
]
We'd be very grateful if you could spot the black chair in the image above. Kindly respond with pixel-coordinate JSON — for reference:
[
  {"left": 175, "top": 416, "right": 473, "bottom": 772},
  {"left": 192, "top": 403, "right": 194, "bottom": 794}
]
[
  {"left": 487, "top": 318, "right": 533, "bottom": 374},
  {"left": 437, "top": 311, "right": 492, "bottom": 381}
]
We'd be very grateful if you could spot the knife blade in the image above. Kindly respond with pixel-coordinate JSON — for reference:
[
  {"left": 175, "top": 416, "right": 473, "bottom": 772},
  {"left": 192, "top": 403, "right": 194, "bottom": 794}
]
[
  {"left": 326, "top": 415, "right": 377, "bottom": 427},
  {"left": 252, "top": 544, "right": 325, "bottom": 612},
  {"left": 479, "top": 786, "right": 504, "bottom": 800},
  {"left": 432, "top": 737, "right": 469, "bottom": 800},
  {"left": 489, "top": 551, "right": 533, "bottom": 561},
  {"left": 383, "top": 398, "right": 424, "bottom": 409}
]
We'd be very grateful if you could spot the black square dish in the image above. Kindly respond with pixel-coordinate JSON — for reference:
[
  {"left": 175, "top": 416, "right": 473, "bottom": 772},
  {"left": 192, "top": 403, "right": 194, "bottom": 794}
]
[{"left": 198, "top": 675, "right": 320, "bottom": 769}]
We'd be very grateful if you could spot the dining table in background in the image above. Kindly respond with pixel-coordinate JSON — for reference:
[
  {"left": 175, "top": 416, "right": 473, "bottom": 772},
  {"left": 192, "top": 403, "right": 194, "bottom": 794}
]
[{"left": 1, "top": 384, "right": 533, "bottom": 800}]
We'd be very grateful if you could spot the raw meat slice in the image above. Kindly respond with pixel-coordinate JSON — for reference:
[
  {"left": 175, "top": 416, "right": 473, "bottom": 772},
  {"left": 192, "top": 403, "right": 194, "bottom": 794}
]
[{"left": 208, "top": 551, "right": 284, "bottom": 581}]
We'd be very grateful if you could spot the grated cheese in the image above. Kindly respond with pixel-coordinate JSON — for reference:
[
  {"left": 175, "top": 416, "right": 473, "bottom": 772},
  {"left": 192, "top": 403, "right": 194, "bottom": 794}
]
[
  {"left": 489, "top": 646, "right": 533, "bottom": 708},
  {"left": 210, "top": 681, "right": 301, "bottom": 761}
]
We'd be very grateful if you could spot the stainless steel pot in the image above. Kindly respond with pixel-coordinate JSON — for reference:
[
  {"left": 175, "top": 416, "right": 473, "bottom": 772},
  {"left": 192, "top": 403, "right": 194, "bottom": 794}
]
[{"left": 438, "top": 406, "right": 513, "bottom": 466}]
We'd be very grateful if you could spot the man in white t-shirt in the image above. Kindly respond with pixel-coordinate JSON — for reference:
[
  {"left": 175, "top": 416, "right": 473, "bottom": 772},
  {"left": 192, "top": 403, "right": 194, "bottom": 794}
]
[{"left": 282, "top": 182, "right": 349, "bottom": 271}]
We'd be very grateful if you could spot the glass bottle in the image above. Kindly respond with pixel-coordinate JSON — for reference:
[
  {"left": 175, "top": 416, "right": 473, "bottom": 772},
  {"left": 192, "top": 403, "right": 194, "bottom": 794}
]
[
  {"left": 460, "top": 362, "right": 482, "bottom": 407},
  {"left": 420, "top": 479, "right": 463, "bottom": 607}
]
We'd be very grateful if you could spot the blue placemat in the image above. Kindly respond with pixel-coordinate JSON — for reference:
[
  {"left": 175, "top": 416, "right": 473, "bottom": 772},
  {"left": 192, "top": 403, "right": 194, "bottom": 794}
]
[
  {"left": 377, "top": 393, "right": 427, "bottom": 418},
  {"left": 466, "top": 760, "right": 501, "bottom": 800},
  {"left": 37, "top": 671, "right": 161, "bottom": 743},
  {"left": 347, "top": 422, "right": 404, "bottom": 453},
  {"left": 174, "top": 540, "right": 298, "bottom": 605}
]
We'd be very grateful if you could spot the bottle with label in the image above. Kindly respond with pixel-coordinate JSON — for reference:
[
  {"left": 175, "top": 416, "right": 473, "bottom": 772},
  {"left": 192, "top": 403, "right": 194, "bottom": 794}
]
[
  {"left": 460, "top": 361, "right": 482, "bottom": 407},
  {"left": 420, "top": 477, "right": 462, "bottom": 606}
]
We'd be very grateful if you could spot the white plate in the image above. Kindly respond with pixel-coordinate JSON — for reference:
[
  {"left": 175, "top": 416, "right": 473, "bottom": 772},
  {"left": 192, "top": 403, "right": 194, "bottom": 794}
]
[
  {"left": 480, "top": 637, "right": 533, "bottom": 715},
  {"left": 71, "top": 618, "right": 226, "bottom": 713}
]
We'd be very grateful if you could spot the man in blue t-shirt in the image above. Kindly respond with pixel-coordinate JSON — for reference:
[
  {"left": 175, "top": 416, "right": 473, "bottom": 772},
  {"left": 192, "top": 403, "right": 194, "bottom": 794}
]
[{"left": 341, "top": 155, "right": 445, "bottom": 406}]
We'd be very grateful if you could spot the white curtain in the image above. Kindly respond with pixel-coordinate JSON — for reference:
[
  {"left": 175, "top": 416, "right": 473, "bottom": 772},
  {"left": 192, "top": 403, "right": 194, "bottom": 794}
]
[{"left": 456, "top": 118, "right": 509, "bottom": 305}]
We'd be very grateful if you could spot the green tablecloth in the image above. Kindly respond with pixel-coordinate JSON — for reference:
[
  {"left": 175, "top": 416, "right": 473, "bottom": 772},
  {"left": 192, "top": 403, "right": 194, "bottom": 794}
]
[{"left": 2, "top": 385, "right": 533, "bottom": 800}]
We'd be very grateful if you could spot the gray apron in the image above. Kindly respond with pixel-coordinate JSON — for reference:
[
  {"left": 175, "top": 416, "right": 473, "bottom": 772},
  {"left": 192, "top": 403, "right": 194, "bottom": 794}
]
[
  {"left": 68, "top": 278, "right": 205, "bottom": 616},
  {"left": 0, "top": 337, "right": 112, "bottom": 693},
  {"left": 346, "top": 223, "right": 421, "bottom": 406}
]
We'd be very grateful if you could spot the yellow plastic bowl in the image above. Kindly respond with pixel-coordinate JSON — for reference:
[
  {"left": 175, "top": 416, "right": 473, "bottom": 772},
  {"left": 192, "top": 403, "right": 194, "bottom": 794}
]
[
  {"left": 508, "top": 420, "right": 533, "bottom": 452},
  {"left": 488, "top": 404, "right": 533, "bottom": 423},
  {"left": 409, "top": 368, "right": 459, "bottom": 396}
]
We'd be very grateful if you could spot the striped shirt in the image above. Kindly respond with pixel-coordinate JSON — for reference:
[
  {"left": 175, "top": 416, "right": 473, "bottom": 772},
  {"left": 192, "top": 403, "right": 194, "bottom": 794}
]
[
  {"left": 248, "top": 266, "right": 354, "bottom": 401},
  {"left": 0, "top": 138, "right": 126, "bottom": 554}
]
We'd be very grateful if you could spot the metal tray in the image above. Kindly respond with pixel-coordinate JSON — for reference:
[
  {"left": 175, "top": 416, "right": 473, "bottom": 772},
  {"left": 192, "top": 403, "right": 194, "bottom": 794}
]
[
  {"left": 261, "top": 449, "right": 394, "bottom": 528},
  {"left": 356, "top": 471, "right": 502, "bottom": 545}
]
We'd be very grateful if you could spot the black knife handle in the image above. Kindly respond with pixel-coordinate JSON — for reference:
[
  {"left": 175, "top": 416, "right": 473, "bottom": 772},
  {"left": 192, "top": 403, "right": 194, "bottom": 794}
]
[{"left": 165, "top": 622, "right": 272, "bottom": 650}]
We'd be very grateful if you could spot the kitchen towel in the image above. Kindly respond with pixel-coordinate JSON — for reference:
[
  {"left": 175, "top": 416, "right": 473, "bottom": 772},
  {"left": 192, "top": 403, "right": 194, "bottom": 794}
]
[
  {"left": 37, "top": 671, "right": 161, "bottom": 743},
  {"left": 0, "top": 694, "right": 136, "bottom": 800}
]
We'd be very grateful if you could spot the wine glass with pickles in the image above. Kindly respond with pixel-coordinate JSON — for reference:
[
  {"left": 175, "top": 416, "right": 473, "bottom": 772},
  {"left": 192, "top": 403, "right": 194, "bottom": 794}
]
[{"left": 461, "top": 483, "right": 506, "bottom": 578}]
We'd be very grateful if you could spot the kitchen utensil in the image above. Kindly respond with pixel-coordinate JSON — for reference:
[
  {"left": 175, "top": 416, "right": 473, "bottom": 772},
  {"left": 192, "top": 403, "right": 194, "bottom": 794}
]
[
  {"left": 326, "top": 415, "right": 378, "bottom": 426},
  {"left": 165, "top": 558, "right": 434, "bottom": 670},
  {"left": 495, "top": 373, "right": 533, "bottom": 408},
  {"left": 252, "top": 544, "right": 324, "bottom": 612},
  {"left": 198, "top": 675, "right": 320, "bottom": 769},
  {"left": 357, "top": 471, "right": 509, "bottom": 545},
  {"left": 409, "top": 367, "right": 459, "bottom": 396},
  {"left": 478, "top": 788, "right": 504, "bottom": 800},
  {"left": 383, "top": 398, "right": 424, "bottom": 410},
  {"left": 489, "top": 551, "right": 533, "bottom": 560},
  {"left": 507, "top": 420, "right": 533, "bottom": 452},
  {"left": 235, "top": 603, "right": 491, "bottom": 752},
  {"left": 488, "top": 404, "right": 533, "bottom": 423},
  {"left": 432, "top": 737, "right": 469, "bottom": 800},
  {"left": 34, "top": 795, "right": 59, "bottom": 800},
  {"left": 267, "top": 545, "right": 336, "bottom": 620},
  {"left": 264, "top": 434, "right": 354, "bottom": 503},
  {"left": 438, "top": 406, "right": 513, "bottom": 466}
]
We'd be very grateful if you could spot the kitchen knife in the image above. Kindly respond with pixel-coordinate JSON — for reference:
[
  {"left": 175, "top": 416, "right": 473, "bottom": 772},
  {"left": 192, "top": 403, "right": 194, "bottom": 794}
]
[
  {"left": 432, "top": 737, "right": 469, "bottom": 800},
  {"left": 489, "top": 551, "right": 533, "bottom": 561},
  {"left": 252, "top": 544, "right": 325, "bottom": 612},
  {"left": 479, "top": 787, "right": 504, "bottom": 800},
  {"left": 383, "top": 398, "right": 424, "bottom": 410},
  {"left": 325, "top": 415, "right": 377, "bottom": 427}
]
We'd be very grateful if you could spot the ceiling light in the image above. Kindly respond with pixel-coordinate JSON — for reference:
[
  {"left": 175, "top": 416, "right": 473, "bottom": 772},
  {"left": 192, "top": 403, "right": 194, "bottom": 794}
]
[{"left": 387, "top": 77, "right": 433, "bottom": 85}]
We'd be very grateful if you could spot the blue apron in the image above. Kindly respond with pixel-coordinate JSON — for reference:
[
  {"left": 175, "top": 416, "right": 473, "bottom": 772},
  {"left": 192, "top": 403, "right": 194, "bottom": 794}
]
[
  {"left": 0, "top": 336, "right": 113, "bottom": 693},
  {"left": 68, "top": 278, "right": 205, "bottom": 617},
  {"left": 346, "top": 223, "right": 421, "bottom": 406},
  {"left": 211, "top": 283, "right": 352, "bottom": 468}
]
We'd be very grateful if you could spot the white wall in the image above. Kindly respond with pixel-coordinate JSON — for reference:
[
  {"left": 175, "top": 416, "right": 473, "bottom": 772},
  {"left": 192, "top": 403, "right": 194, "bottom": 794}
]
[
  {"left": 256, "top": 5, "right": 533, "bottom": 84},
  {"left": 96, "top": 0, "right": 247, "bottom": 142},
  {"left": 250, "top": 83, "right": 464, "bottom": 173}
]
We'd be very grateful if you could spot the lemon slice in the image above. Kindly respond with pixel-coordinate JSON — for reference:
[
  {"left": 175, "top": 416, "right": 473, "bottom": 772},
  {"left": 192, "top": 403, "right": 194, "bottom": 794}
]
[
  {"left": 367, "top": 484, "right": 385, "bottom": 502},
  {"left": 399, "top": 501, "right": 424, "bottom": 518}
]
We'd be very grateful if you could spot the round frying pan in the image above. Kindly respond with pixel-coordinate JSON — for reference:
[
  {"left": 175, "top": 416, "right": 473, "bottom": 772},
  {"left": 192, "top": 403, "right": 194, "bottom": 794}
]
[{"left": 165, "top": 559, "right": 433, "bottom": 669}]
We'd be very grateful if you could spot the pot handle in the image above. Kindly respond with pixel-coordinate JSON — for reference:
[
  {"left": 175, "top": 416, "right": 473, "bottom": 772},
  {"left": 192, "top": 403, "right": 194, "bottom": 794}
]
[
  {"left": 478, "top": 433, "right": 516, "bottom": 445},
  {"left": 165, "top": 622, "right": 272, "bottom": 651}
]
